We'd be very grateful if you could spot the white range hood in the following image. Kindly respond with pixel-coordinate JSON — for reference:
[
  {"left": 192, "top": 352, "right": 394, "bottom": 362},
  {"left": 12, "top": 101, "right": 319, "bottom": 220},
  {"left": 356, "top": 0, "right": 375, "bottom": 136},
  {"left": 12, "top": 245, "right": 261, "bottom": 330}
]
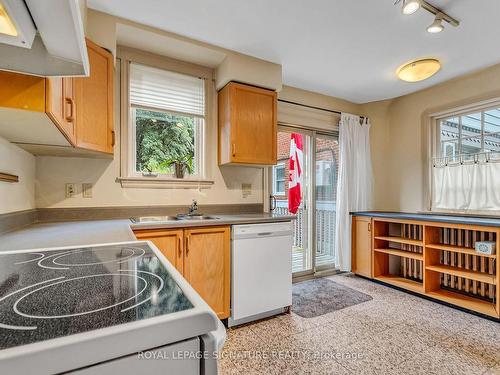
[{"left": 0, "top": 0, "right": 89, "bottom": 77}]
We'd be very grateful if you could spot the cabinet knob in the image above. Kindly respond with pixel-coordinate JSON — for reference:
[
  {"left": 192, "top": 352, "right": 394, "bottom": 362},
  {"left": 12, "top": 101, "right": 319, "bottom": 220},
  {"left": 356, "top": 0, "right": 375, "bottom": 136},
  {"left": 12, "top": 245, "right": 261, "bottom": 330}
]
[
  {"left": 185, "top": 235, "right": 190, "bottom": 255},
  {"left": 232, "top": 143, "right": 236, "bottom": 157},
  {"left": 111, "top": 130, "right": 116, "bottom": 147},
  {"left": 368, "top": 222, "right": 372, "bottom": 232},
  {"left": 178, "top": 236, "right": 182, "bottom": 257}
]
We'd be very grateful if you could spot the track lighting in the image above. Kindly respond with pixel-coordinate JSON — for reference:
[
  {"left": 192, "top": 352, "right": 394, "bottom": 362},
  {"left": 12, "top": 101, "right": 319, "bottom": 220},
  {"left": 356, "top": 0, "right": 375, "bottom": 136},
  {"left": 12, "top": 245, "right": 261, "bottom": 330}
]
[
  {"left": 427, "top": 14, "right": 444, "bottom": 33},
  {"left": 395, "top": 0, "right": 459, "bottom": 33},
  {"left": 402, "top": 0, "right": 421, "bottom": 15}
]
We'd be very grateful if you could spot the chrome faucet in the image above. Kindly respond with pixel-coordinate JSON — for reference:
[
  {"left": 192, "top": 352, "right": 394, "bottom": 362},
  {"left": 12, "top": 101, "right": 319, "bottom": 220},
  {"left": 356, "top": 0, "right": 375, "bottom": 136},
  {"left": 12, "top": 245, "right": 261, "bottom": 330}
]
[{"left": 188, "top": 199, "right": 198, "bottom": 215}]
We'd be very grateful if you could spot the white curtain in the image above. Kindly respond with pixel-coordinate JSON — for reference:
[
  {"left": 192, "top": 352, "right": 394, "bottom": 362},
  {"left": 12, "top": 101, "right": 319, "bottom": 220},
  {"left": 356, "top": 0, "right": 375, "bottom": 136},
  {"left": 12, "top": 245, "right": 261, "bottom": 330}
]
[
  {"left": 335, "top": 113, "right": 373, "bottom": 271},
  {"left": 432, "top": 161, "right": 500, "bottom": 211}
]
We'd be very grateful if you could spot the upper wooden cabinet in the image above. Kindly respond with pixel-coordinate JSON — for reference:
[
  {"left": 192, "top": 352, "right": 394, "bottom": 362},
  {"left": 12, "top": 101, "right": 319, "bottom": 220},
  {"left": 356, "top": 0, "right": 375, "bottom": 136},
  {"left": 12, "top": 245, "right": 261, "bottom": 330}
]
[
  {"left": 74, "top": 39, "right": 114, "bottom": 154},
  {"left": 46, "top": 77, "right": 77, "bottom": 145},
  {"left": 0, "top": 39, "right": 114, "bottom": 157},
  {"left": 218, "top": 82, "right": 277, "bottom": 165}
]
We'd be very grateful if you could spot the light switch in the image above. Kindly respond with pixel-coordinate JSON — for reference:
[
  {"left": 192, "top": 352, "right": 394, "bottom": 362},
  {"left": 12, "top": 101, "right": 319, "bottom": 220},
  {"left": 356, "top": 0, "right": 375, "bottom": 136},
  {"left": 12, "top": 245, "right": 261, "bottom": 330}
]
[{"left": 82, "top": 183, "right": 93, "bottom": 198}]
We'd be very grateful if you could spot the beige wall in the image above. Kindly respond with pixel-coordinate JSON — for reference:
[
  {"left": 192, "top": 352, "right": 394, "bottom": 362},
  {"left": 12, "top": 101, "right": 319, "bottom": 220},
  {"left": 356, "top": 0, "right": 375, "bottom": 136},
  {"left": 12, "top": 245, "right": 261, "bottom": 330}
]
[
  {"left": 35, "top": 67, "right": 263, "bottom": 208},
  {"left": 0, "top": 136, "right": 35, "bottom": 214},
  {"left": 370, "top": 63, "right": 500, "bottom": 212}
]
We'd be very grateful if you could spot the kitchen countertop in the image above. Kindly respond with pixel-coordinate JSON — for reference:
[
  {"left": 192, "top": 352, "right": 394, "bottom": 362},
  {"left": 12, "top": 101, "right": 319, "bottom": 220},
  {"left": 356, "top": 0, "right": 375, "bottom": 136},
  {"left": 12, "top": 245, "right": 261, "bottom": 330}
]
[
  {"left": 0, "top": 214, "right": 296, "bottom": 252},
  {"left": 351, "top": 211, "right": 500, "bottom": 227}
]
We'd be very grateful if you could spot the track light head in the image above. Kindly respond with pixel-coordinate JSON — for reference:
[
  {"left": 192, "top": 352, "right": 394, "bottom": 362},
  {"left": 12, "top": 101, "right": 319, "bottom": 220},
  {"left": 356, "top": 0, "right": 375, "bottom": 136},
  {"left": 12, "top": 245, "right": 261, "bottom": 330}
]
[
  {"left": 427, "top": 14, "right": 444, "bottom": 33},
  {"left": 402, "top": 0, "right": 421, "bottom": 15}
]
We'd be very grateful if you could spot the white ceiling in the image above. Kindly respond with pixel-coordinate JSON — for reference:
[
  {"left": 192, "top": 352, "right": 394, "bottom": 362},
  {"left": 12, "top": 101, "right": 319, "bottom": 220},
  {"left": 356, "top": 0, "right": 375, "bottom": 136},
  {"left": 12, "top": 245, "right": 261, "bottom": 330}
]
[{"left": 87, "top": 0, "right": 500, "bottom": 104}]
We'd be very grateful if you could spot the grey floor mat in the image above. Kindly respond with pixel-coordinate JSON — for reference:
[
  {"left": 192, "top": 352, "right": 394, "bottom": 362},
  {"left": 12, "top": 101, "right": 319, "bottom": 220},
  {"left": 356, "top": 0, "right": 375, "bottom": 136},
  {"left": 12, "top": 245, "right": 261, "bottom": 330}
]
[{"left": 292, "top": 278, "right": 373, "bottom": 318}]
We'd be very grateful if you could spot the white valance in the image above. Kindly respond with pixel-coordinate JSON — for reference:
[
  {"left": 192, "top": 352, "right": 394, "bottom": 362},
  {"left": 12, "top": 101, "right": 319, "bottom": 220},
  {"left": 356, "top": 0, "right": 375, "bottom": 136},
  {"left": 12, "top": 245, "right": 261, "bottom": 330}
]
[{"left": 432, "top": 158, "right": 500, "bottom": 211}]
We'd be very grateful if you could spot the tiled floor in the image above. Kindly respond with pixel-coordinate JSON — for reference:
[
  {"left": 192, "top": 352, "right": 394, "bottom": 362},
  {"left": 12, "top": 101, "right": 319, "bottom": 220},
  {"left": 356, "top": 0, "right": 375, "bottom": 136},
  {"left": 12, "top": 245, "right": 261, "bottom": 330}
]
[{"left": 218, "top": 274, "right": 500, "bottom": 375}]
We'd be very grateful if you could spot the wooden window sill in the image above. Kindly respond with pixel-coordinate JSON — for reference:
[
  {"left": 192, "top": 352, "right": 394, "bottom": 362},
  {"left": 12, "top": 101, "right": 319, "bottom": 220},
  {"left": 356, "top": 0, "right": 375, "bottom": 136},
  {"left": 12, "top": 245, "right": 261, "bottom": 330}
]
[{"left": 116, "top": 177, "right": 214, "bottom": 189}]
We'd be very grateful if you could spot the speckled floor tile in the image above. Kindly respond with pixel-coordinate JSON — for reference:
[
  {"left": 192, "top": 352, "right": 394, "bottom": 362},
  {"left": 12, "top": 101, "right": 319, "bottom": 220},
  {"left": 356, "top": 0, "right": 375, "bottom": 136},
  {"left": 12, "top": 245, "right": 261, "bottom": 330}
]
[
  {"left": 219, "top": 274, "right": 497, "bottom": 374},
  {"left": 248, "top": 312, "right": 320, "bottom": 341},
  {"left": 392, "top": 344, "right": 491, "bottom": 375},
  {"left": 483, "top": 362, "right": 500, "bottom": 375},
  {"left": 218, "top": 356, "right": 240, "bottom": 375},
  {"left": 441, "top": 324, "right": 500, "bottom": 367}
]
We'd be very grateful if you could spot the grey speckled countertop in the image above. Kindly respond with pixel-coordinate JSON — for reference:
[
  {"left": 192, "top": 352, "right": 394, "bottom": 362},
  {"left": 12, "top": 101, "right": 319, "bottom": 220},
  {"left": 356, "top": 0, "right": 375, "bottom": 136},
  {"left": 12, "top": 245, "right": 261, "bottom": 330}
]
[
  {"left": 0, "top": 214, "right": 295, "bottom": 251},
  {"left": 351, "top": 211, "right": 500, "bottom": 227}
]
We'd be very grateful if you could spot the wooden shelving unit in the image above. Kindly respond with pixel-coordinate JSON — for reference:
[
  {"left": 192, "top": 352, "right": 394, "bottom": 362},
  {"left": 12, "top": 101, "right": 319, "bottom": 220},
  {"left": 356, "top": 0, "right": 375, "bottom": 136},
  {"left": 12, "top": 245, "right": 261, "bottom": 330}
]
[
  {"left": 358, "top": 217, "right": 500, "bottom": 319},
  {"left": 426, "top": 264, "right": 497, "bottom": 285},
  {"left": 374, "top": 248, "right": 423, "bottom": 261},
  {"left": 374, "top": 236, "right": 423, "bottom": 247}
]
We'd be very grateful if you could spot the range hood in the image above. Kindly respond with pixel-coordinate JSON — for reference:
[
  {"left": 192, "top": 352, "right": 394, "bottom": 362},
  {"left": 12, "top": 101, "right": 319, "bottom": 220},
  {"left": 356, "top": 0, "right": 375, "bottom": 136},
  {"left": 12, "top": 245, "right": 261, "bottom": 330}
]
[{"left": 0, "top": 0, "right": 89, "bottom": 77}]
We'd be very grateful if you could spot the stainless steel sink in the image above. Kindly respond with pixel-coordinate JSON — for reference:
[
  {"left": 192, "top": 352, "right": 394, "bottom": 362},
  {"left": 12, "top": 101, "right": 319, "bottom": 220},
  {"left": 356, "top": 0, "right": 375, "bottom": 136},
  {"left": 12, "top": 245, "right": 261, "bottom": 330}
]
[
  {"left": 176, "top": 215, "right": 218, "bottom": 221},
  {"left": 130, "top": 216, "right": 179, "bottom": 223},
  {"left": 130, "top": 215, "right": 219, "bottom": 223}
]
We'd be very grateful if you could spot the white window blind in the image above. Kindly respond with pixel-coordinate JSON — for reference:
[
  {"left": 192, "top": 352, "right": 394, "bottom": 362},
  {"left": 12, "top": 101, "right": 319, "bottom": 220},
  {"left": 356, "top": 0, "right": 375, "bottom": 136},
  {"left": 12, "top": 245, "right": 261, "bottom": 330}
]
[{"left": 129, "top": 63, "right": 205, "bottom": 117}]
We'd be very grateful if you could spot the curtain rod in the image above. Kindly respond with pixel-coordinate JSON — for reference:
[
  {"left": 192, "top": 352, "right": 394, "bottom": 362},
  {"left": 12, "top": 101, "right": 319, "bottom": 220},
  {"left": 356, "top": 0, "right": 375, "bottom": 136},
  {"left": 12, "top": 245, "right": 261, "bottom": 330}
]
[{"left": 278, "top": 99, "right": 367, "bottom": 120}]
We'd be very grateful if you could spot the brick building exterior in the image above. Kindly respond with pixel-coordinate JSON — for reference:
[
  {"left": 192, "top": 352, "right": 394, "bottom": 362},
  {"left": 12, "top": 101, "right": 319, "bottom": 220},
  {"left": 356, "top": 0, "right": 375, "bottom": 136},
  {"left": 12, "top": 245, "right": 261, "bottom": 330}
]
[{"left": 273, "top": 131, "right": 339, "bottom": 202}]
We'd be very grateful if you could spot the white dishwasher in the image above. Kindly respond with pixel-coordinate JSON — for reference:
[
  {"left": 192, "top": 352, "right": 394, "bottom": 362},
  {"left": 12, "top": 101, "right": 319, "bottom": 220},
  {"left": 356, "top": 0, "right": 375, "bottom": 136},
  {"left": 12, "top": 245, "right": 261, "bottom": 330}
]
[{"left": 229, "top": 222, "right": 293, "bottom": 327}]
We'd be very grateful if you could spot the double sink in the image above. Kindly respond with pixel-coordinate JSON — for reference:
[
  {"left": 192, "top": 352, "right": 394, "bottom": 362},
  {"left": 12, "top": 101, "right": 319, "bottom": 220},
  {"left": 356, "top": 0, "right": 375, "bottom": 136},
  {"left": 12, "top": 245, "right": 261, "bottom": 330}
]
[{"left": 130, "top": 215, "right": 219, "bottom": 223}]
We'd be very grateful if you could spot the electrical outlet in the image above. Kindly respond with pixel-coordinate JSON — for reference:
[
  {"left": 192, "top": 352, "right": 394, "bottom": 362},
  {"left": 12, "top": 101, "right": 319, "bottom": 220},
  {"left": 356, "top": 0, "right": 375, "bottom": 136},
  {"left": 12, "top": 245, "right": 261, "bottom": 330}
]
[
  {"left": 241, "top": 183, "right": 252, "bottom": 198},
  {"left": 65, "top": 183, "right": 76, "bottom": 198},
  {"left": 82, "top": 183, "right": 93, "bottom": 198}
]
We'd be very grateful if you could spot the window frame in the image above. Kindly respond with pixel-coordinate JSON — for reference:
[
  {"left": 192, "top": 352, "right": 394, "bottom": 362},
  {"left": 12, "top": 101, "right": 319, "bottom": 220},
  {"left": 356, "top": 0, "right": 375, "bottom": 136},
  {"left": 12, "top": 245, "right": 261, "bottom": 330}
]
[
  {"left": 427, "top": 98, "right": 500, "bottom": 214},
  {"left": 117, "top": 46, "right": 214, "bottom": 189},
  {"left": 272, "top": 162, "right": 286, "bottom": 196}
]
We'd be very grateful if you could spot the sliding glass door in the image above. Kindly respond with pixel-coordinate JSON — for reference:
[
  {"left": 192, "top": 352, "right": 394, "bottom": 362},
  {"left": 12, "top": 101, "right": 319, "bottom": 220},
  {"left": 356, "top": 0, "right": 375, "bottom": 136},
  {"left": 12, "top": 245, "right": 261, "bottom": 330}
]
[
  {"left": 270, "top": 126, "right": 339, "bottom": 276},
  {"left": 314, "top": 134, "right": 339, "bottom": 270}
]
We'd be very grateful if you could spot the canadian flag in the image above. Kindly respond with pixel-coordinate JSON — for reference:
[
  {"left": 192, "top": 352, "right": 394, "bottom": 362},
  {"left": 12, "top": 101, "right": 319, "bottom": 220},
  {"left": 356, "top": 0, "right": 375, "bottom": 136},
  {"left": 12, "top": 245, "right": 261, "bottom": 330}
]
[{"left": 288, "top": 133, "right": 303, "bottom": 214}]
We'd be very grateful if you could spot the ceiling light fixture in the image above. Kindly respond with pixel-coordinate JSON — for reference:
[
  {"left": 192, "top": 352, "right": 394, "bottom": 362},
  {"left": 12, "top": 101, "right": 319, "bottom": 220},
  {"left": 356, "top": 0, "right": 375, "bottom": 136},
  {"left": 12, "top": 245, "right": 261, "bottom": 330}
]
[
  {"left": 427, "top": 14, "right": 444, "bottom": 33},
  {"left": 397, "top": 59, "right": 441, "bottom": 82},
  {"left": 402, "top": 0, "right": 421, "bottom": 15}
]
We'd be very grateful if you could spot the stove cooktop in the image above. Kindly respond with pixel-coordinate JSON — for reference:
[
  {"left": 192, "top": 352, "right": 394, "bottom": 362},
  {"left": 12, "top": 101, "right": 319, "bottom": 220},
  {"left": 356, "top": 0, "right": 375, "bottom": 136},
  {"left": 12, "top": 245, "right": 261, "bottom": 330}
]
[{"left": 0, "top": 243, "right": 193, "bottom": 350}]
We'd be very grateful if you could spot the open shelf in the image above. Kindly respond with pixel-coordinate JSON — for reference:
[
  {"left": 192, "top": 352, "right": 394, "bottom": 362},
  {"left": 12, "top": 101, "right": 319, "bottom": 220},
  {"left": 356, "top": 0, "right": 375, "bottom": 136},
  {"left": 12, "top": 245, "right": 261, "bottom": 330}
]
[
  {"left": 374, "top": 275, "right": 423, "bottom": 294},
  {"left": 374, "top": 236, "right": 423, "bottom": 247},
  {"left": 426, "top": 264, "right": 497, "bottom": 285},
  {"left": 374, "top": 248, "right": 423, "bottom": 261},
  {"left": 426, "top": 243, "right": 496, "bottom": 259},
  {"left": 427, "top": 289, "right": 498, "bottom": 318}
]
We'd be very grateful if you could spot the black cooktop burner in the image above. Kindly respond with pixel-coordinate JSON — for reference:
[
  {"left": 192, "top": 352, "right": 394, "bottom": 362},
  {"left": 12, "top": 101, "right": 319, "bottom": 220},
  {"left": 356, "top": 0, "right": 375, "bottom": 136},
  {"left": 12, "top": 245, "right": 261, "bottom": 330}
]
[{"left": 0, "top": 243, "right": 193, "bottom": 350}]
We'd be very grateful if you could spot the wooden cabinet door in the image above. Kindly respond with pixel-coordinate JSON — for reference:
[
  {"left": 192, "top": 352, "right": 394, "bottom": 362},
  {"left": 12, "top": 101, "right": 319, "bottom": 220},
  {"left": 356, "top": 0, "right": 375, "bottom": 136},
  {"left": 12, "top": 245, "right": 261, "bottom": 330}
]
[
  {"left": 46, "top": 77, "right": 76, "bottom": 144},
  {"left": 352, "top": 216, "right": 372, "bottom": 278},
  {"left": 134, "top": 229, "right": 184, "bottom": 273},
  {"left": 184, "top": 226, "right": 230, "bottom": 319},
  {"left": 219, "top": 82, "right": 277, "bottom": 165},
  {"left": 74, "top": 39, "right": 114, "bottom": 154}
]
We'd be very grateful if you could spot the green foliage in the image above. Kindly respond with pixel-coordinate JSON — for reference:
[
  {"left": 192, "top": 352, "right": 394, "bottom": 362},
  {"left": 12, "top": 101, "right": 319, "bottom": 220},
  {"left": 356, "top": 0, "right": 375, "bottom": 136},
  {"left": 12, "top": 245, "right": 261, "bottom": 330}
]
[{"left": 135, "top": 109, "right": 195, "bottom": 174}]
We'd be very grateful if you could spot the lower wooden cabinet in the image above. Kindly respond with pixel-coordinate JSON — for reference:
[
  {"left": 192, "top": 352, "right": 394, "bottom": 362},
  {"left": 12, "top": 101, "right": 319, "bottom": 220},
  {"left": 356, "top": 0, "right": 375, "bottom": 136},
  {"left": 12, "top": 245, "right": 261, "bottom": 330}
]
[
  {"left": 134, "top": 229, "right": 183, "bottom": 273},
  {"left": 134, "top": 226, "right": 230, "bottom": 319},
  {"left": 351, "top": 216, "right": 372, "bottom": 278}
]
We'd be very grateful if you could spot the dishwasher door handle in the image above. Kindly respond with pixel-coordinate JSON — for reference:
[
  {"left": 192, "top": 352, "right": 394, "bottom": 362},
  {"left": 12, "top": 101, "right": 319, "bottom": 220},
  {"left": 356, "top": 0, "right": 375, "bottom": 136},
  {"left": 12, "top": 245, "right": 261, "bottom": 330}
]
[{"left": 257, "top": 232, "right": 273, "bottom": 236}]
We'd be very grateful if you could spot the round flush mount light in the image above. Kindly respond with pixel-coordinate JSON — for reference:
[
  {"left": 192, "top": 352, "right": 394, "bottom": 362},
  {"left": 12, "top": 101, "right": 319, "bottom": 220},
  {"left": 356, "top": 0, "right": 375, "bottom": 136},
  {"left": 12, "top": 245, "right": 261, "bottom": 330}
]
[
  {"left": 427, "top": 14, "right": 444, "bottom": 33},
  {"left": 397, "top": 59, "right": 441, "bottom": 82},
  {"left": 402, "top": 0, "right": 421, "bottom": 15}
]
